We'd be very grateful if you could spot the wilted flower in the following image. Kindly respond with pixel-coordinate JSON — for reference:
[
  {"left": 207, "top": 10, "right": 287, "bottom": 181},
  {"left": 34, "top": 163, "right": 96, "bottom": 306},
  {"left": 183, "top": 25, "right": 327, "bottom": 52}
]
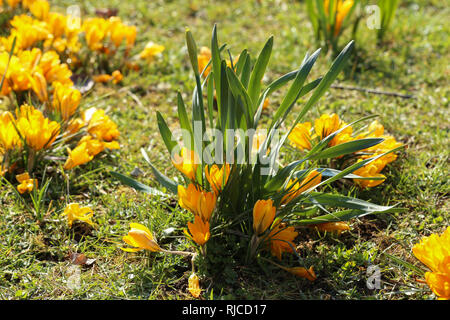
[
  {"left": 122, "top": 222, "right": 162, "bottom": 252},
  {"left": 412, "top": 226, "right": 450, "bottom": 300},
  {"left": 310, "top": 221, "right": 350, "bottom": 234},
  {"left": 16, "top": 172, "right": 38, "bottom": 194},
  {"left": 284, "top": 266, "right": 317, "bottom": 281},
  {"left": 188, "top": 273, "right": 201, "bottom": 298},
  {"left": 253, "top": 199, "right": 276, "bottom": 236},
  {"left": 185, "top": 215, "right": 210, "bottom": 246},
  {"left": 61, "top": 203, "right": 94, "bottom": 227}
]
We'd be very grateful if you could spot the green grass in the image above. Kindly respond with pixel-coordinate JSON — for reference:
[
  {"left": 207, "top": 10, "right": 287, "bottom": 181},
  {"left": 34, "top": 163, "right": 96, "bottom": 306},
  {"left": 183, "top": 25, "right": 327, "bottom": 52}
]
[{"left": 0, "top": 0, "right": 449, "bottom": 300}]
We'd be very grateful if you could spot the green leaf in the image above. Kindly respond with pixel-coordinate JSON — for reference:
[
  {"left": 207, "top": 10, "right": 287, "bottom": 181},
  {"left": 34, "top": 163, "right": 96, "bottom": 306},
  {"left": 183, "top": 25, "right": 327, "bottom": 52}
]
[
  {"left": 156, "top": 111, "right": 178, "bottom": 154},
  {"left": 264, "top": 159, "right": 307, "bottom": 192},
  {"left": 293, "top": 40, "right": 354, "bottom": 127},
  {"left": 309, "top": 138, "right": 385, "bottom": 160},
  {"left": 306, "top": 192, "right": 401, "bottom": 213},
  {"left": 185, "top": 29, "right": 199, "bottom": 76},
  {"left": 110, "top": 171, "right": 167, "bottom": 196},
  {"left": 383, "top": 253, "right": 425, "bottom": 276},
  {"left": 247, "top": 36, "right": 273, "bottom": 111},
  {"left": 270, "top": 49, "right": 321, "bottom": 130},
  {"left": 177, "top": 92, "right": 193, "bottom": 148},
  {"left": 226, "top": 66, "right": 253, "bottom": 128},
  {"left": 141, "top": 148, "right": 179, "bottom": 194}
]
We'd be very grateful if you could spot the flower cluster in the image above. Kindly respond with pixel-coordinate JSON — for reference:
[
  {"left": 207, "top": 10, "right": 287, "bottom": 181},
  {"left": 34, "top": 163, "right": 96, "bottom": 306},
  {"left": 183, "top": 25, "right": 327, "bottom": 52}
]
[
  {"left": 0, "top": 0, "right": 164, "bottom": 81},
  {"left": 289, "top": 114, "right": 402, "bottom": 188}
]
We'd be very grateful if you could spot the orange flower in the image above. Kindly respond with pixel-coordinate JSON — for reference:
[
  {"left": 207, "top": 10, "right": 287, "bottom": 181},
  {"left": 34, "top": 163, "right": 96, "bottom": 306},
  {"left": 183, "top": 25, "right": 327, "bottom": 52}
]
[
  {"left": 178, "top": 184, "right": 216, "bottom": 222},
  {"left": 412, "top": 227, "right": 450, "bottom": 300},
  {"left": 205, "top": 163, "right": 231, "bottom": 195},
  {"left": 185, "top": 215, "right": 210, "bottom": 246},
  {"left": 281, "top": 170, "right": 322, "bottom": 204},
  {"left": 266, "top": 222, "right": 298, "bottom": 260},
  {"left": 253, "top": 199, "right": 276, "bottom": 236}
]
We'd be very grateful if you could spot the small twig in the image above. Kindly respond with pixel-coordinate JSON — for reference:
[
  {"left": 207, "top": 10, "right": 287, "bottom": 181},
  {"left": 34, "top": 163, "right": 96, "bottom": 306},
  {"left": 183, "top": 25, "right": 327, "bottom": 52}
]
[{"left": 331, "top": 84, "right": 414, "bottom": 99}]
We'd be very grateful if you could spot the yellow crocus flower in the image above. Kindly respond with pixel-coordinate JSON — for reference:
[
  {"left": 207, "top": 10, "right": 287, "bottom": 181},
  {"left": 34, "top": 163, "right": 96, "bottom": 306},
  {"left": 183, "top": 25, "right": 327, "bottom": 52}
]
[
  {"left": 29, "top": 0, "right": 50, "bottom": 21},
  {"left": 85, "top": 108, "right": 120, "bottom": 142},
  {"left": 52, "top": 83, "right": 81, "bottom": 120},
  {"left": 197, "top": 46, "right": 211, "bottom": 77},
  {"left": 122, "top": 222, "right": 162, "bottom": 252},
  {"left": 281, "top": 170, "right": 322, "bottom": 204},
  {"left": 413, "top": 227, "right": 450, "bottom": 300},
  {"left": 289, "top": 122, "right": 312, "bottom": 151},
  {"left": 205, "top": 163, "right": 231, "bottom": 195},
  {"left": 0, "top": 112, "right": 21, "bottom": 151},
  {"left": 253, "top": 199, "right": 276, "bottom": 236},
  {"left": 61, "top": 203, "right": 94, "bottom": 227},
  {"left": 353, "top": 158, "right": 387, "bottom": 188},
  {"left": 139, "top": 42, "right": 165, "bottom": 62},
  {"left": 324, "top": 0, "right": 355, "bottom": 36},
  {"left": 63, "top": 142, "right": 94, "bottom": 170},
  {"left": 15, "top": 104, "right": 60, "bottom": 151},
  {"left": 172, "top": 147, "right": 198, "bottom": 181}
]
